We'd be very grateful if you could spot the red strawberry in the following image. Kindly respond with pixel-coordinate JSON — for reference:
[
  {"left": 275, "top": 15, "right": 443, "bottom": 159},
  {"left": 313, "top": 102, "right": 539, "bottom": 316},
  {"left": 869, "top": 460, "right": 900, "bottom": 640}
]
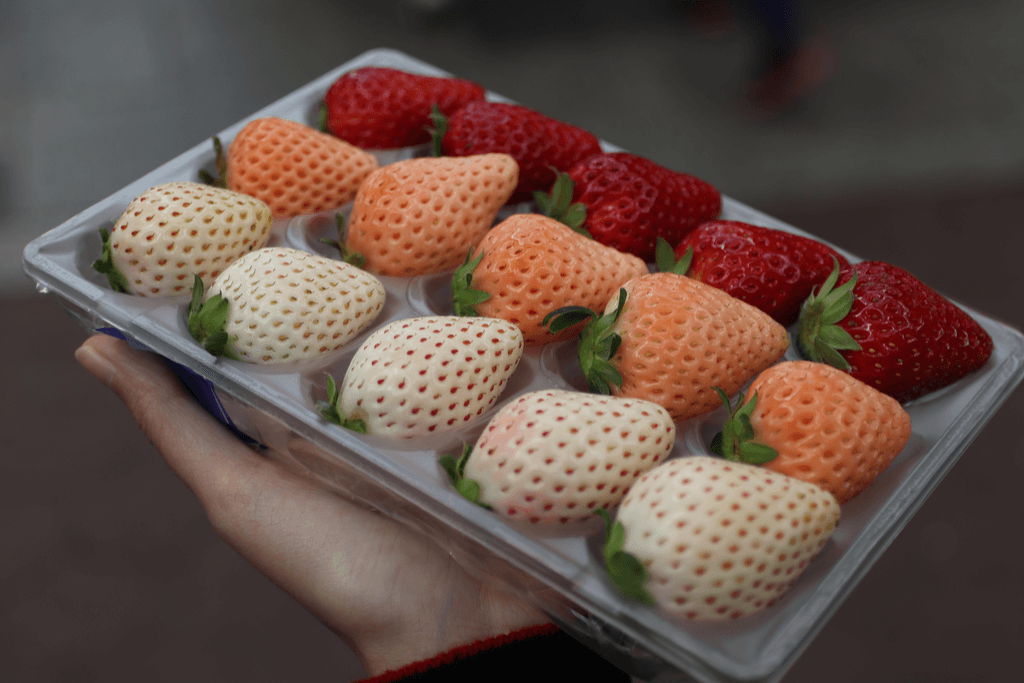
[
  {"left": 675, "top": 220, "right": 849, "bottom": 326},
  {"left": 440, "top": 100, "right": 603, "bottom": 204},
  {"left": 566, "top": 152, "right": 721, "bottom": 262},
  {"left": 322, "top": 67, "right": 486, "bottom": 150},
  {"left": 798, "top": 260, "right": 994, "bottom": 402}
]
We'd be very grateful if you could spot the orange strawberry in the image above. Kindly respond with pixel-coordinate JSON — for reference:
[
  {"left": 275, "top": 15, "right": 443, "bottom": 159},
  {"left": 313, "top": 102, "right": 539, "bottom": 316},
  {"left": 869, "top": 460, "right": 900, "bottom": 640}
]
[
  {"left": 713, "top": 360, "right": 912, "bottom": 504},
  {"left": 205, "top": 116, "right": 378, "bottom": 218},
  {"left": 345, "top": 153, "right": 519, "bottom": 277},
  {"left": 452, "top": 213, "right": 649, "bottom": 345},
  {"left": 545, "top": 272, "right": 790, "bottom": 421}
]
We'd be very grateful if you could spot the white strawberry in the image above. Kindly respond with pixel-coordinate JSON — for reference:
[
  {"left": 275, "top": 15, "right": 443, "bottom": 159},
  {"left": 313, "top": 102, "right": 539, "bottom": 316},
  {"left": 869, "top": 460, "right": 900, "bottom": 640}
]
[
  {"left": 94, "top": 181, "right": 273, "bottom": 297},
  {"left": 441, "top": 389, "right": 675, "bottom": 525},
  {"left": 321, "top": 315, "right": 524, "bottom": 438},
  {"left": 187, "top": 246, "right": 386, "bottom": 364},
  {"left": 602, "top": 455, "right": 840, "bottom": 621}
]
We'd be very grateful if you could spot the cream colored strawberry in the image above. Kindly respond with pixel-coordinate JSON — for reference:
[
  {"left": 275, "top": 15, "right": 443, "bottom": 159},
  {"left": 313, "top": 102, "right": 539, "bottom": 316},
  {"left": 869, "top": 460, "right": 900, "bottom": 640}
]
[
  {"left": 188, "top": 246, "right": 386, "bottom": 364},
  {"left": 345, "top": 153, "right": 519, "bottom": 277},
  {"left": 604, "top": 456, "right": 840, "bottom": 621},
  {"left": 443, "top": 389, "right": 675, "bottom": 524},
  {"left": 94, "top": 181, "right": 273, "bottom": 297},
  {"left": 323, "top": 315, "right": 525, "bottom": 438}
]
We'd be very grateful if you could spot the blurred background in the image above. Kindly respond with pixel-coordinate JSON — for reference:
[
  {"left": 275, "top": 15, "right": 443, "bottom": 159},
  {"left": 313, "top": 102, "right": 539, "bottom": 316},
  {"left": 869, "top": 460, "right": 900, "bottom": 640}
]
[{"left": 3, "top": 0, "right": 1022, "bottom": 681}]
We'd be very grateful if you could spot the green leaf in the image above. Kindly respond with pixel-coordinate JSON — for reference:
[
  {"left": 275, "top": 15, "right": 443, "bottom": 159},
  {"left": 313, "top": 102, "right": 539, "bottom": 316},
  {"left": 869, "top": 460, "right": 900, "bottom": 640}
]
[
  {"left": 797, "top": 259, "right": 861, "bottom": 369},
  {"left": 428, "top": 104, "right": 448, "bottom": 158},
  {"left": 534, "top": 170, "right": 589, "bottom": 235},
  {"left": 596, "top": 507, "right": 656, "bottom": 606},
  {"left": 740, "top": 441, "right": 779, "bottom": 464},
  {"left": 711, "top": 388, "right": 778, "bottom": 465},
  {"left": 655, "top": 237, "right": 692, "bottom": 275},
  {"left": 186, "top": 276, "right": 239, "bottom": 360},
  {"left": 199, "top": 136, "right": 228, "bottom": 187},
  {"left": 91, "top": 228, "right": 131, "bottom": 293},
  {"left": 542, "top": 306, "right": 596, "bottom": 334},
  {"left": 319, "top": 214, "right": 366, "bottom": 268},
  {"left": 317, "top": 101, "right": 329, "bottom": 133},
  {"left": 439, "top": 445, "right": 490, "bottom": 509},
  {"left": 451, "top": 248, "right": 490, "bottom": 316},
  {"left": 317, "top": 373, "right": 366, "bottom": 432}
]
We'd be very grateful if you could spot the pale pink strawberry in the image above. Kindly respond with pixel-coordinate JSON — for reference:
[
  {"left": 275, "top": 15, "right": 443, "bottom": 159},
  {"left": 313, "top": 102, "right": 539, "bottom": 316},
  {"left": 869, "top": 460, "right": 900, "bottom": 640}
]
[
  {"left": 323, "top": 316, "right": 525, "bottom": 438},
  {"left": 442, "top": 389, "right": 675, "bottom": 524},
  {"left": 603, "top": 456, "right": 840, "bottom": 621}
]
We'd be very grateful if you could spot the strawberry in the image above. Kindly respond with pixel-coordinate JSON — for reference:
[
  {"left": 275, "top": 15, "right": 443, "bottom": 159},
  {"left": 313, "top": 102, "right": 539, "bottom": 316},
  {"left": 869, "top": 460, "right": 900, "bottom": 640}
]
[
  {"left": 439, "top": 100, "right": 603, "bottom": 204},
  {"left": 600, "top": 455, "right": 840, "bottom": 620},
  {"left": 187, "top": 246, "right": 386, "bottom": 364},
  {"left": 207, "top": 116, "right": 379, "bottom": 219},
  {"left": 322, "top": 66, "right": 486, "bottom": 150},
  {"left": 545, "top": 272, "right": 790, "bottom": 422},
  {"left": 713, "top": 360, "right": 912, "bottom": 504},
  {"left": 798, "top": 260, "right": 994, "bottom": 402},
  {"left": 93, "top": 181, "right": 273, "bottom": 297},
  {"left": 565, "top": 152, "right": 721, "bottom": 262},
  {"left": 451, "top": 213, "right": 648, "bottom": 345},
  {"left": 322, "top": 315, "right": 524, "bottom": 438},
  {"left": 440, "top": 389, "right": 675, "bottom": 525},
  {"left": 345, "top": 153, "right": 519, "bottom": 277},
  {"left": 674, "top": 220, "right": 850, "bottom": 326}
]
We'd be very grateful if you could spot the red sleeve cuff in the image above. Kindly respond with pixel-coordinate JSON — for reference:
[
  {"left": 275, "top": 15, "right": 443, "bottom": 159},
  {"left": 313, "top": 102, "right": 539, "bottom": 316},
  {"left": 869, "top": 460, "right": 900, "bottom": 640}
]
[{"left": 356, "top": 623, "right": 560, "bottom": 683}]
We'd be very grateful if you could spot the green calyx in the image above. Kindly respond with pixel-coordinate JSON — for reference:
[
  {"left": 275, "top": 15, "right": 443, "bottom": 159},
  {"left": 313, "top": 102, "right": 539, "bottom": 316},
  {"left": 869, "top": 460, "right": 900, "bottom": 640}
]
[
  {"left": 319, "top": 213, "right": 366, "bottom": 268},
  {"left": 709, "top": 387, "right": 778, "bottom": 465},
  {"left": 186, "top": 275, "right": 240, "bottom": 360},
  {"left": 198, "top": 135, "right": 228, "bottom": 188},
  {"left": 542, "top": 288, "right": 627, "bottom": 395},
  {"left": 428, "top": 104, "right": 448, "bottom": 158},
  {"left": 92, "top": 227, "right": 130, "bottom": 293},
  {"left": 654, "top": 236, "right": 692, "bottom": 275},
  {"left": 451, "top": 247, "right": 491, "bottom": 317},
  {"left": 317, "top": 101, "right": 330, "bottom": 133},
  {"left": 595, "top": 508, "right": 656, "bottom": 606},
  {"left": 439, "top": 445, "right": 490, "bottom": 509},
  {"left": 797, "top": 259, "right": 862, "bottom": 371},
  {"left": 534, "top": 170, "right": 589, "bottom": 236},
  {"left": 316, "top": 373, "right": 368, "bottom": 433}
]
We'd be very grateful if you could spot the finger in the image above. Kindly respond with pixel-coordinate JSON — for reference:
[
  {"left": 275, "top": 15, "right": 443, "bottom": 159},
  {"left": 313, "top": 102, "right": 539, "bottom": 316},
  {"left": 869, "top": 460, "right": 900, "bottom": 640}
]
[{"left": 74, "top": 334, "right": 264, "bottom": 502}]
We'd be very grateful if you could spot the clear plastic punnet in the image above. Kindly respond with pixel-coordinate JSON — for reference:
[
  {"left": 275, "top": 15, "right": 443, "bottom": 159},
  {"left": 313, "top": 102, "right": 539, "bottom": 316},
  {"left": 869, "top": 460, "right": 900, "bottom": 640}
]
[{"left": 22, "top": 48, "right": 1024, "bottom": 683}]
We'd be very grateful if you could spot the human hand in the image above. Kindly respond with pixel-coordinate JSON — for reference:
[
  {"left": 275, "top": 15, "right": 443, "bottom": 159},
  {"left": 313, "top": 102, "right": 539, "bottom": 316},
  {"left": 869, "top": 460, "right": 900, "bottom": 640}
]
[{"left": 74, "top": 333, "right": 549, "bottom": 676}]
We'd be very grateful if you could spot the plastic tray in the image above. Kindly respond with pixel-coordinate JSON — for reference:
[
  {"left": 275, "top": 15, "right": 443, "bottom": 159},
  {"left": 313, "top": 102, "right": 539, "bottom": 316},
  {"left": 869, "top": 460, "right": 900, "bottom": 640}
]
[{"left": 22, "top": 48, "right": 1024, "bottom": 683}]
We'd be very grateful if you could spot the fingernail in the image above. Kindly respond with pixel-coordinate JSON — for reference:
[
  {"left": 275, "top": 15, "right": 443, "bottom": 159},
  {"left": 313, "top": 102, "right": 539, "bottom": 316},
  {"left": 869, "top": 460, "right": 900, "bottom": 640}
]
[{"left": 75, "top": 342, "right": 118, "bottom": 386}]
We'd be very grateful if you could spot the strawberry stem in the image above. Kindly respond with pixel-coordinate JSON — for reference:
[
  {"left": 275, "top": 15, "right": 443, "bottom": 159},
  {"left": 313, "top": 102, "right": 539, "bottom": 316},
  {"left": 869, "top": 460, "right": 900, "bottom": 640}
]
[
  {"left": 655, "top": 236, "right": 692, "bottom": 275},
  {"left": 198, "top": 136, "right": 228, "bottom": 188},
  {"left": 439, "top": 445, "right": 490, "bottom": 509},
  {"left": 316, "top": 373, "right": 367, "bottom": 433},
  {"left": 543, "top": 289, "right": 627, "bottom": 394},
  {"left": 320, "top": 213, "right": 367, "bottom": 268},
  {"left": 595, "top": 508, "right": 656, "bottom": 606},
  {"left": 186, "top": 275, "right": 240, "bottom": 361},
  {"left": 710, "top": 388, "right": 778, "bottom": 464},
  {"left": 428, "top": 105, "right": 448, "bottom": 158},
  {"left": 451, "top": 247, "right": 491, "bottom": 316},
  {"left": 797, "top": 259, "right": 862, "bottom": 371},
  {"left": 92, "top": 227, "right": 130, "bottom": 293},
  {"left": 534, "top": 171, "right": 589, "bottom": 236},
  {"left": 317, "top": 101, "right": 330, "bottom": 133}
]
